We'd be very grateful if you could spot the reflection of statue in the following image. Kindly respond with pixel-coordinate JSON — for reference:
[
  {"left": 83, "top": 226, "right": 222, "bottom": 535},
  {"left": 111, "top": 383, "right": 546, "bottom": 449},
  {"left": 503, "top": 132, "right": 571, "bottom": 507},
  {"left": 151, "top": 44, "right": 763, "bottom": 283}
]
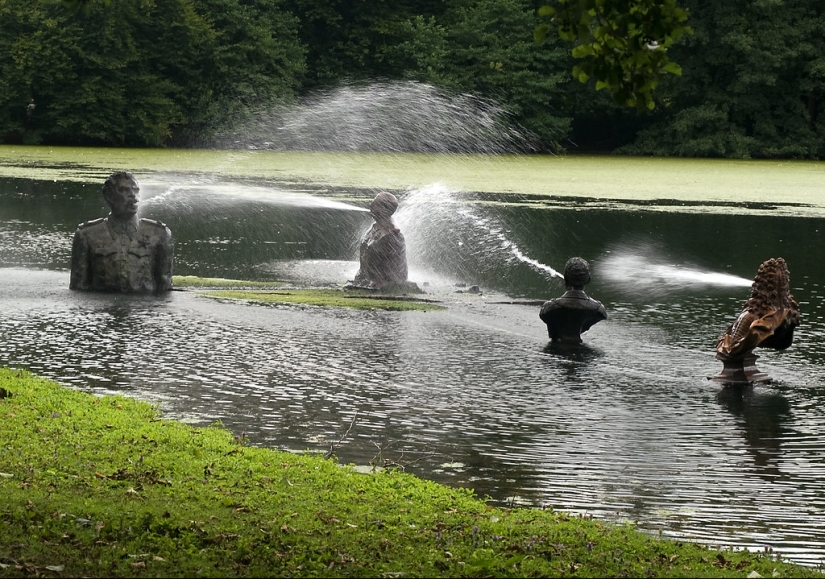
[
  {"left": 717, "top": 387, "right": 790, "bottom": 481},
  {"left": 70, "top": 171, "right": 173, "bottom": 293},
  {"left": 352, "top": 192, "right": 409, "bottom": 290},
  {"left": 539, "top": 257, "right": 607, "bottom": 345},
  {"left": 712, "top": 257, "right": 800, "bottom": 384}
]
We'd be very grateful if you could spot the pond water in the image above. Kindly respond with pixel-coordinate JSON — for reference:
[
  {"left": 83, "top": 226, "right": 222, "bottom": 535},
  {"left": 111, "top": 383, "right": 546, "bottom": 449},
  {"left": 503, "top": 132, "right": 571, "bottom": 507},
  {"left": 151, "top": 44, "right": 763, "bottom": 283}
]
[{"left": 2, "top": 151, "right": 825, "bottom": 566}]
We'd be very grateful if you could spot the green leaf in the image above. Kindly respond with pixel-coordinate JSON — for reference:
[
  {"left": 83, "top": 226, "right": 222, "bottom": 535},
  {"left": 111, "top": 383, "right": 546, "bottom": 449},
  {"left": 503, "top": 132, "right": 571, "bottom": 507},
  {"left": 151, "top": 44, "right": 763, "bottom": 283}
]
[
  {"left": 662, "top": 61, "right": 682, "bottom": 75},
  {"left": 571, "top": 44, "right": 595, "bottom": 58}
]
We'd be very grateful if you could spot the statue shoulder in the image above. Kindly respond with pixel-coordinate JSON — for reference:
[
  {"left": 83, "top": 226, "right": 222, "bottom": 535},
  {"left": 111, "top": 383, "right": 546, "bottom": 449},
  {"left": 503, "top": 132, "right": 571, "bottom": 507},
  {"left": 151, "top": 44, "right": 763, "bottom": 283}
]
[
  {"left": 76, "top": 217, "right": 106, "bottom": 230},
  {"left": 139, "top": 218, "right": 173, "bottom": 242},
  {"left": 140, "top": 217, "right": 169, "bottom": 229},
  {"left": 540, "top": 298, "right": 561, "bottom": 315}
]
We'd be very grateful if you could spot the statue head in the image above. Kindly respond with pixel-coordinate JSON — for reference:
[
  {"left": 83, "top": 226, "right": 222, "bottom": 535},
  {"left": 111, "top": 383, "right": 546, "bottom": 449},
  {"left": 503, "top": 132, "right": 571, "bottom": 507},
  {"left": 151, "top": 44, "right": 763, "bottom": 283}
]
[
  {"left": 563, "top": 257, "right": 591, "bottom": 290},
  {"left": 744, "top": 257, "right": 800, "bottom": 325},
  {"left": 370, "top": 191, "right": 399, "bottom": 221},
  {"left": 102, "top": 171, "right": 140, "bottom": 220}
]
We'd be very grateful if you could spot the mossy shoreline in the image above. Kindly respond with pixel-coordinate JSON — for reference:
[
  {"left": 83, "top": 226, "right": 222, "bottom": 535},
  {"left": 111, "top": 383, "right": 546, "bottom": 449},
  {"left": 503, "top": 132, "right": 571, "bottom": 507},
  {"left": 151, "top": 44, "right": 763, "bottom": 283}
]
[
  {"left": 173, "top": 276, "right": 446, "bottom": 312},
  {"left": 0, "top": 368, "right": 820, "bottom": 578}
]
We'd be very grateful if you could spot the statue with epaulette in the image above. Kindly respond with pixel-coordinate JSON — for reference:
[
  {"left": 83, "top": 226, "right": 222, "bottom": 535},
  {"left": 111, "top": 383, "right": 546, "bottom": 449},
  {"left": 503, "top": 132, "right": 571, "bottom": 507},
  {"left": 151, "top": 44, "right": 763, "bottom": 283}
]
[{"left": 70, "top": 171, "right": 174, "bottom": 293}]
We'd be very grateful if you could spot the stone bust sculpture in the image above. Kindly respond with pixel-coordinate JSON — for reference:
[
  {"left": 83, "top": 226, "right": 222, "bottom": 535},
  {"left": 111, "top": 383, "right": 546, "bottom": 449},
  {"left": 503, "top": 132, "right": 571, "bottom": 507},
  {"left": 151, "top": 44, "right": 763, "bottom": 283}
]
[
  {"left": 539, "top": 257, "right": 607, "bottom": 345},
  {"left": 352, "top": 192, "right": 409, "bottom": 290},
  {"left": 713, "top": 257, "right": 800, "bottom": 384},
  {"left": 70, "top": 171, "right": 173, "bottom": 293}
]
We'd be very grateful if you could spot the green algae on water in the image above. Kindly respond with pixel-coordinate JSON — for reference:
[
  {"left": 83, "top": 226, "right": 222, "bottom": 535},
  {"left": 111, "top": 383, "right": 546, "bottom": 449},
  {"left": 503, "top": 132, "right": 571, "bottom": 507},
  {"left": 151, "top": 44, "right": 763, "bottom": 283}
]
[
  {"left": 173, "top": 276, "right": 444, "bottom": 311},
  {"left": 173, "top": 275, "right": 285, "bottom": 288},
  {"left": 200, "top": 288, "right": 445, "bottom": 311}
]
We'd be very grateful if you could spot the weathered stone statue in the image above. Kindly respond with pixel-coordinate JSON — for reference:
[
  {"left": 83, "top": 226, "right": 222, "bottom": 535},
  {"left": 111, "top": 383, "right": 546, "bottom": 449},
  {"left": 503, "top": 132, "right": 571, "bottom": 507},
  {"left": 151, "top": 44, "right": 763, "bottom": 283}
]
[
  {"left": 351, "top": 192, "right": 410, "bottom": 290},
  {"left": 712, "top": 257, "right": 800, "bottom": 384},
  {"left": 539, "top": 257, "right": 607, "bottom": 345},
  {"left": 70, "top": 171, "right": 173, "bottom": 293}
]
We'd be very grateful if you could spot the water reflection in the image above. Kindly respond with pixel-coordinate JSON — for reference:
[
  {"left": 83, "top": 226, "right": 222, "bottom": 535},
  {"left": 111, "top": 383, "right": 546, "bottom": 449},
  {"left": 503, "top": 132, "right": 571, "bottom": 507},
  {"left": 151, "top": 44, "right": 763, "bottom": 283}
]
[
  {"left": 542, "top": 342, "right": 605, "bottom": 382},
  {"left": 3, "top": 174, "right": 825, "bottom": 566},
  {"left": 717, "top": 386, "right": 791, "bottom": 482}
]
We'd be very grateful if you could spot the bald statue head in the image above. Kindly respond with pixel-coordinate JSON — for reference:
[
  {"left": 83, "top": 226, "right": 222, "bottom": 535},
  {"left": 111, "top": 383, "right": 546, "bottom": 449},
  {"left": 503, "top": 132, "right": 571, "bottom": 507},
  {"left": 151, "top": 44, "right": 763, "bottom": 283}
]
[
  {"left": 563, "top": 257, "right": 591, "bottom": 290},
  {"left": 370, "top": 192, "right": 399, "bottom": 221}
]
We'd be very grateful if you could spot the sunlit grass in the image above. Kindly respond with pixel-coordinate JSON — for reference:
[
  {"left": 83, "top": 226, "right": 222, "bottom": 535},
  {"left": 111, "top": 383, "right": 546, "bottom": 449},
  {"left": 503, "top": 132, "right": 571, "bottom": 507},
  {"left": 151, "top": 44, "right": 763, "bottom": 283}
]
[
  {"left": 173, "top": 275, "right": 284, "bottom": 288},
  {"left": 174, "top": 276, "right": 443, "bottom": 311},
  {"left": 200, "top": 289, "right": 445, "bottom": 311}
]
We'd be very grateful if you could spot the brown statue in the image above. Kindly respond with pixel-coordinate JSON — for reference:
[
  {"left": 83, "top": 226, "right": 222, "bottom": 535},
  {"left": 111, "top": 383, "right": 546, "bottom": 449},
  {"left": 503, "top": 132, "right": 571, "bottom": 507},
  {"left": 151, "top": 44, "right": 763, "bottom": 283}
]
[
  {"left": 351, "top": 192, "right": 409, "bottom": 290},
  {"left": 712, "top": 257, "right": 800, "bottom": 384},
  {"left": 540, "top": 257, "right": 607, "bottom": 345},
  {"left": 70, "top": 171, "right": 173, "bottom": 293}
]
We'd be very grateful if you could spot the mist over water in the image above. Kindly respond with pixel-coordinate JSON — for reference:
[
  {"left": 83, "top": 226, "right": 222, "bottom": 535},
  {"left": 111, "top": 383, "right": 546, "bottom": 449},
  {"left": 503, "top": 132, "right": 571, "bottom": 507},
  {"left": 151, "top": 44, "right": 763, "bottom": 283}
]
[
  {"left": 600, "top": 243, "right": 753, "bottom": 296},
  {"left": 215, "top": 80, "right": 537, "bottom": 154},
  {"left": 394, "top": 183, "right": 563, "bottom": 287},
  {"left": 138, "top": 177, "right": 369, "bottom": 215}
]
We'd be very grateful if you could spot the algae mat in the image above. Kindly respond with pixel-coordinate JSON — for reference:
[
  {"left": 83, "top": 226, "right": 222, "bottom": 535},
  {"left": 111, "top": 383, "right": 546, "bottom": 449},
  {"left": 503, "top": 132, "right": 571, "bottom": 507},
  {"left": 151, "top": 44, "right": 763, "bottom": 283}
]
[{"left": 1, "top": 146, "right": 823, "bottom": 216}]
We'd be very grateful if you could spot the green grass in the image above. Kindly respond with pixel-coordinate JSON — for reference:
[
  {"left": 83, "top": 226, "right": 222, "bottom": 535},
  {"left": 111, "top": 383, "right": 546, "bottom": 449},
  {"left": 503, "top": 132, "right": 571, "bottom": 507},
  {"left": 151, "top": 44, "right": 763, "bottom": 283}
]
[
  {"left": 0, "top": 367, "right": 820, "bottom": 578},
  {"left": 173, "top": 275, "right": 285, "bottom": 289},
  {"left": 201, "top": 289, "right": 444, "bottom": 311},
  {"left": 174, "top": 276, "right": 443, "bottom": 311}
]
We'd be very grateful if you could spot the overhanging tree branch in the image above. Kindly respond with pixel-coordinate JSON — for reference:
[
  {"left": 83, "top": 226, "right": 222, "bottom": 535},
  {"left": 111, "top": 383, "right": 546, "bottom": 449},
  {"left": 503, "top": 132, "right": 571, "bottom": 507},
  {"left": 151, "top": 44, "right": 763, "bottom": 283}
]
[{"left": 535, "top": 0, "right": 692, "bottom": 110}]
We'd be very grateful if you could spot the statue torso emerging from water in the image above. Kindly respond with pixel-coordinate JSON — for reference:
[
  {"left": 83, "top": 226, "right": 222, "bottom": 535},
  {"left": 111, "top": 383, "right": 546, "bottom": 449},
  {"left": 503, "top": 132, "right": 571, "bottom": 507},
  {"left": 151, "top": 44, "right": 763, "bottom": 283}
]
[
  {"left": 352, "top": 192, "right": 409, "bottom": 290},
  {"left": 70, "top": 171, "right": 174, "bottom": 293},
  {"left": 540, "top": 257, "right": 607, "bottom": 345},
  {"left": 714, "top": 258, "right": 800, "bottom": 382}
]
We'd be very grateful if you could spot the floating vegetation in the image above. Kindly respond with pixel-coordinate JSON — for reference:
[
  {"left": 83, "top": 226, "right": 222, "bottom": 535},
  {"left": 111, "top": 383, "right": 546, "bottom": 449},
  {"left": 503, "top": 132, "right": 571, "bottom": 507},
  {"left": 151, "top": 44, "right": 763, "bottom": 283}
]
[
  {"left": 174, "top": 276, "right": 443, "bottom": 310},
  {"left": 173, "top": 275, "right": 285, "bottom": 288},
  {"left": 199, "top": 288, "right": 445, "bottom": 311}
]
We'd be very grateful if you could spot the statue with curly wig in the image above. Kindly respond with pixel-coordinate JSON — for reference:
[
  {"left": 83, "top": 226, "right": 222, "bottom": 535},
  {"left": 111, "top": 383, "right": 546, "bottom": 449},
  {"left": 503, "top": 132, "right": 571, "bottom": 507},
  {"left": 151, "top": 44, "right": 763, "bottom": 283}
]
[
  {"left": 539, "top": 257, "right": 607, "bottom": 345},
  {"left": 712, "top": 257, "right": 800, "bottom": 384}
]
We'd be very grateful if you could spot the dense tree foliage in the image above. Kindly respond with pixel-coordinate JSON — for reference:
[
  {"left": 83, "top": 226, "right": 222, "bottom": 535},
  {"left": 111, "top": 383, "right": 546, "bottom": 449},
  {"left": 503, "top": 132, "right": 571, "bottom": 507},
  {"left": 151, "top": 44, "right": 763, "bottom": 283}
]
[
  {"left": 1, "top": 0, "right": 823, "bottom": 158},
  {"left": 0, "top": 0, "right": 304, "bottom": 146},
  {"left": 621, "top": 0, "right": 825, "bottom": 158},
  {"left": 281, "top": 0, "right": 448, "bottom": 90},
  {"left": 535, "top": 0, "right": 691, "bottom": 111},
  {"left": 425, "top": 0, "right": 574, "bottom": 150}
]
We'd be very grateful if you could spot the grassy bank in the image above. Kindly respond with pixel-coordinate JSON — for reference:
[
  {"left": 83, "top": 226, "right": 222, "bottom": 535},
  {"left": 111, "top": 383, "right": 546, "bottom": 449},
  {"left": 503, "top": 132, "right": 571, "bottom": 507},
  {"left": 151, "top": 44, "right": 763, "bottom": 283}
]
[
  {"left": 174, "top": 276, "right": 445, "bottom": 312},
  {"left": 0, "top": 367, "right": 819, "bottom": 578}
]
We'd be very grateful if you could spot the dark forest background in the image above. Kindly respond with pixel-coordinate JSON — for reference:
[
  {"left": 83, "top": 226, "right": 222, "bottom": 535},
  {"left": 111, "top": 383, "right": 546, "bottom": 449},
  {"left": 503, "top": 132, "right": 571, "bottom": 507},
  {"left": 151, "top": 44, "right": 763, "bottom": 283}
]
[{"left": 1, "top": 0, "right": 823, "bottom": 158}]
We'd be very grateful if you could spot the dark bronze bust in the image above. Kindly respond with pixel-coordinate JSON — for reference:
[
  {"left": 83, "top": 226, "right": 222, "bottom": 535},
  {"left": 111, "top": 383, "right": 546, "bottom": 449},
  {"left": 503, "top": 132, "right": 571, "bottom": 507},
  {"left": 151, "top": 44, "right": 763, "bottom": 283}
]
[
  {"left": 70, "top": 171, "right": 173, "bottom": 293},
  {"left": 712, "top": 257, "right": 800, "bottom": 384},
  {"left": 539, "top": 257, "right": 607, "bottom": 345},
  {"left": 351, "top": 192, "right": 409, "bottom": 290}
]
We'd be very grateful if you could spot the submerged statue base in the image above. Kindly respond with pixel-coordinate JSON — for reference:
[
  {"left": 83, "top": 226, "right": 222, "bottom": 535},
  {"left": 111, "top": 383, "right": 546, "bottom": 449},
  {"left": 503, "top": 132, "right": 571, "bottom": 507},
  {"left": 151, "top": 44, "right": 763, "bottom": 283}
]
[
  {"left": 710, "top": 353, "right": 772, "bottom": 385},
  {"left": 711, "top": 257, "right": 799, "bottom": 385}
]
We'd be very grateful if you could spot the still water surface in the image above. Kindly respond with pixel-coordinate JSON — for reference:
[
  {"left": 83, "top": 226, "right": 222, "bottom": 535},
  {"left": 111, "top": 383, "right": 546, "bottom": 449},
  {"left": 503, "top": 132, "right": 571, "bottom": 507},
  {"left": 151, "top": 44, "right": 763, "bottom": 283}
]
[{"left": 1, "top": 152, "right": 825, "bottom": 565}]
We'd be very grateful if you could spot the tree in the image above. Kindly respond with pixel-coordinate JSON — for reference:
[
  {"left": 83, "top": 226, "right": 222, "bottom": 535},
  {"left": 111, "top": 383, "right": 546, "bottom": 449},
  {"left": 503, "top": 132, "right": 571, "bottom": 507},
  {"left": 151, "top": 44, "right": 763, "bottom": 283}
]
[
  {"left": 281, "top": 0, "right": 448, "bottom": 90},
  {"left": 433, "top": 0, "right": 574, "bottom": 150},
  {"left": 621, "top": 0, "right": 825, "bottom": 158},
  {"left": 0, "top": 0, "right": 305, "bottom": 146},
  {"left": 535, "top": 0, "right": 692, "bottom": 110}
]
